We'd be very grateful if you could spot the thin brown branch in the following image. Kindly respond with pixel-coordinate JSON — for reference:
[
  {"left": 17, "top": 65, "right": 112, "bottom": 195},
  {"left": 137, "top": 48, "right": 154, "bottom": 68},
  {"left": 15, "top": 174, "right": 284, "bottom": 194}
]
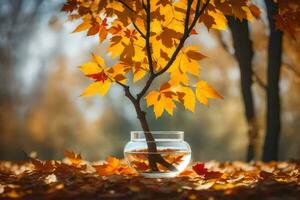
[
  {"left": 115, "top": 81, "right": 137, "bottom": 103},
  {"left": 133, "top": 21, "right": 146, "bottom": 38},
  {"left": 184, "top": 0, "right": 193, "bottom": 34},
  {"left": 117, "top": 0, "right": 136, "bottom": 13},
  {"left": 145, "top": 0, "right": 154, "bottom": 74},
  {"left": 117, "top": 0, "right": 146, "bottom": 38},
  {"left": 253, "top": 71, "right": 267, "bottom": 90},
  {"left": 137, "top": 74, "right": 155, "bottom": 101}
]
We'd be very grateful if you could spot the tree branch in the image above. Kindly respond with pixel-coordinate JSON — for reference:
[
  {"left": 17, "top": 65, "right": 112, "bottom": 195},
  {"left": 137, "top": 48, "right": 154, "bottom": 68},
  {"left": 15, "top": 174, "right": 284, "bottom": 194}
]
[
  {"left": 137, "top": 74, "right": 155, "bottom": 101},
  {"left": 133, "top": 21, "right": 146, "bottom": 39},
  {"left": 117, "top": 0, "right": 136, "bottom": 13},
  {"left": 145, "top": 0, "right": 154, "bottom": 74},
  {"left": 117, "top": 0, "right": 146, "bottom": 39},
  {"left": 184, "top": 0, "right": 193, "bottom": 34},
  {"left": 115, "top": 81, "right": 137, "bottom": 103}
]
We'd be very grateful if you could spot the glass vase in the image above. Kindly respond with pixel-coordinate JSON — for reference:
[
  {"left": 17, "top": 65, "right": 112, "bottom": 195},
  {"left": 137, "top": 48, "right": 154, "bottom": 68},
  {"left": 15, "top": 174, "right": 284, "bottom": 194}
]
[{"left": 124, "top": 131, "right": 191, "bottom": 178}]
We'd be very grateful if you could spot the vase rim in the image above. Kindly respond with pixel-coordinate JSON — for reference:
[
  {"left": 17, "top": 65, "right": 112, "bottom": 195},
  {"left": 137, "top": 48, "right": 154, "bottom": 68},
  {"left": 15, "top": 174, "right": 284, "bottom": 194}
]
[
  {"left": 130, "top": 131, "right": 184, "bottom": 141},
  {"left": 131, "top": 131, "right": 184, "bottom": 134}
]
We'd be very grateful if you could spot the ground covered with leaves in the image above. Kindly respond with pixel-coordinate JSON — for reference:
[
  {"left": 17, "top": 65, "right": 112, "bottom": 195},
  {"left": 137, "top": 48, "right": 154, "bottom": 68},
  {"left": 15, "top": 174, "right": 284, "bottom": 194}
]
[{"left": 0, "top": 151, "right": 299, "bottom": 200}]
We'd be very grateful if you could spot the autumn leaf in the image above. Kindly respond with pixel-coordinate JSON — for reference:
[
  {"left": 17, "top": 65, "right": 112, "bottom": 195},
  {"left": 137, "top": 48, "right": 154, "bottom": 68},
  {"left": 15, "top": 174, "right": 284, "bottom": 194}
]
[
  {"left": 73, "top": 20, "right": 91, "bottom": 33},
  {"left": 30, "top": 158, "right": 55, "bottom": 172},
  {"left": 192, "top": 163, "right": 207, "bottom": 176},
  {"left": 195, "top": 81, "right": 223, "bottom": 105},
  {"left": 170, "top": 46, "right": 205, "bottom": 84},
  {"left": 87, "top": 22, "right": 100, "bottom": 36},
  {"left": 80, "top": 54, "right": 112, "bottom": 96},
  {"left": 249, "top": 4, "right": 261, "bottom": 19},
  {"left": 192, "top": 163, "right": 223, "bottom": 180},
  {"left": 145, "top": 82, "right": 177, "bottom": 118},
  {"left": 179, "top": 170, "right": 194, "bottom": 177},
  {"left": 93, "top": 156, "right": 135, "bottom": 176},
  {"left": 131, "top": 161, "right": 149, "bottom": 171},
  {"left": 177, "top": 86, "right": 195, "bottom": 112},
  {"left": 64, "top": 150, "right": 83, "bottom": 168},
  {"left": 61, "top": 0, "right": 77, "bottom": 12}
]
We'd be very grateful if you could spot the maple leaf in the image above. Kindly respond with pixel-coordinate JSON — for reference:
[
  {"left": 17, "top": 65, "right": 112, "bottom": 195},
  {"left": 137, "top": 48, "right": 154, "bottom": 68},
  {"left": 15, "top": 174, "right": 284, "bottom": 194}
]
[
  {"left": 249, "top": 4, "right": 261, "bottom": 19},
  {"left": 177, "top": 86, "right": 195, "bottom": 112},
  {"left": 64, "top": 150, "right": 83, "bottom": 168},
  {"left": 86, "top": 71, "right": 109, "bottom": 83},
  {"left": 93, "top": 156, "right": 135, "bottom": 176},
  {"left": 87, "top": 22, "right": 100, "bottom": 36},
  {"left": 192, "top": 163, "right": 207, "bottom": 176},
  {"left": 73, "top": 20, "right": 91, "bottom": 33},
  {"left": 195, "top": 81, "right": 223, "bottom": 105},
  {"left": 145, "top": 82, "right": 177, "bottom": 118},
  {"left": 80, "top": 54, "right": 113, "bottom": 96},
  {"left": 170, "top": 155, "right": 184, "bottom": 165},
  {"left": 61, "top": 0, "right": 77, "bottom": 12},
  {"left": 192, "top": 163, "right": 223, "bottom": 180},
  {"left": 170, "top": 46, "right": 205, "bottom": 84},
  {"left": 30, "top": 158, "right": 55, "bottom": 172},
  {"left": 131, "top": 161, "right": 149, "bottom": 171}
]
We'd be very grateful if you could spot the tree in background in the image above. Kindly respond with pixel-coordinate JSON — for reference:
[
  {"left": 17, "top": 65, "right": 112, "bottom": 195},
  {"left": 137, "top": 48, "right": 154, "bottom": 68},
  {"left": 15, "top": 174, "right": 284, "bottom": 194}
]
[
  {"left": 263, "top": 0, "right": 283, "bottom": 161},
  {"left": 262, "top": 0, "right": 299, "bottom": 161},
  {"left": 61, "top": 0, "right": 258, "bottom": 171},
  {"left": 227, "top": 17, "right": 257, "bottom": 161},
  {"left": 0, "top": 0, "right": 45, "bottom": 159}
]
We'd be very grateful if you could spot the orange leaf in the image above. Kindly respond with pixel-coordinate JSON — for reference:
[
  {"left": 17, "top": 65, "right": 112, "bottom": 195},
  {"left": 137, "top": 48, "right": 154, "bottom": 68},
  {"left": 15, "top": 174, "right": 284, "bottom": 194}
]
[
  {"left": 64, "top": 150, "right": 83, "bottom": 167},
  {"left": 87, "top": 23, "right": 100, "bottom": 36},
  {"left": 249, "top": 4, "right": 261, "bottom": 19},
  {"left": 131, "top": 161, "right": 149, "bottom": 171}
]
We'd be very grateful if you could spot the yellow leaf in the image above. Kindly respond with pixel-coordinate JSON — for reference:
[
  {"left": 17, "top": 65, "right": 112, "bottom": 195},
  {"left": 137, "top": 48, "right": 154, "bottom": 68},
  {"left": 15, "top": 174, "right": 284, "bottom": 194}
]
[
  {"left": 208, "top": 11, "right": 228, "bottom": 30},
  {"left": 161, "top": 95, "right": 176, "bottom": 116},
  {"left": 180, "top": 87, "right": 195, "bottom": 112},
  {"left": 73, "top": 21, "right": 91, "bottom": 33},
  {"left": 153, "top": 99, "right": 164, "bottom": 118},
  {"left": 145, "top": 90, "right": 176, "bottom": 118},
  {"left": 79, "top": 62, "right": 101, "bottom": 75},
  {"left": 195, "top": 81, "right": 223, "bottom": 105},
  {"left": 92, "top": 53, "right": 105, "bottom": 67},
  {"left": 81, "top": 81, "right": 111, "bottom": 96},
  {"left": 145, "top": 91, "right": 159, "bottom": 107},
  {"left": 133, "top": 68, "right": 146, "bottom": 82}
]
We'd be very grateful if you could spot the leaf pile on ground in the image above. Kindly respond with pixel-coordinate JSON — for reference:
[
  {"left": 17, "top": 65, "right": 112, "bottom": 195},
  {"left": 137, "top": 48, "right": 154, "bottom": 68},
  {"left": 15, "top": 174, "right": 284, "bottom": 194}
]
[{"left": 0, "top": 151, "right": 299, "bottom": 200}]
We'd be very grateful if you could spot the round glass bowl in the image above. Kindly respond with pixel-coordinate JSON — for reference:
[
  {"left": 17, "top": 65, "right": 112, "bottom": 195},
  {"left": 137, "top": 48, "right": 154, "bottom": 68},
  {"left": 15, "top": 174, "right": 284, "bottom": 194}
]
[{"left": 124, "top": 131, "right": 191, "bottom": 178}]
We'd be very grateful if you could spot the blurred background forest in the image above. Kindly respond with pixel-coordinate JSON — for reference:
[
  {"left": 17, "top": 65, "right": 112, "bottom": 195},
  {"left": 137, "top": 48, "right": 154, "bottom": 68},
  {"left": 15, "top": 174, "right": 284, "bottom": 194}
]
[{"left": 0, "top": 0, "right": 299, "bottom": 162}]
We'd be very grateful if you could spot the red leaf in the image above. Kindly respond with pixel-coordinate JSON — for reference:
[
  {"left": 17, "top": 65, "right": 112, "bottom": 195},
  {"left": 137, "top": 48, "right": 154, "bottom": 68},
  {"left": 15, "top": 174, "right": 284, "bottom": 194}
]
[
  {"left": 86, "top": 71, "right": 108, "bottom": 82},
  {"left": 190, "top": 29, "right": 198, "bottom": 35},
  {"left": 87, "top": 23, "right": 100, "bottom": 36},
  {"left": 192, "top": 163, "right": 207, "bottom": 176},
  {"left": 192, "top": 163, "right": 223, "bottom": 180},
  {"left": 205, "top": 171, "right": 223, "bottom": 179}
]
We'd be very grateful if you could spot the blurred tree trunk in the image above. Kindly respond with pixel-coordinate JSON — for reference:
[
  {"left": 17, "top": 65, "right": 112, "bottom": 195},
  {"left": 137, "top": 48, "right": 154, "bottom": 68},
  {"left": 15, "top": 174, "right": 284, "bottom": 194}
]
[
  {"left": 263, "top": 0, "right": 283, "bottom": 161},
  {"left": 227, "top": 17, "right": 258, "bottom": 161},
  {"left": 0, "top": 0, "right": 44, "bottom": 159}
]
